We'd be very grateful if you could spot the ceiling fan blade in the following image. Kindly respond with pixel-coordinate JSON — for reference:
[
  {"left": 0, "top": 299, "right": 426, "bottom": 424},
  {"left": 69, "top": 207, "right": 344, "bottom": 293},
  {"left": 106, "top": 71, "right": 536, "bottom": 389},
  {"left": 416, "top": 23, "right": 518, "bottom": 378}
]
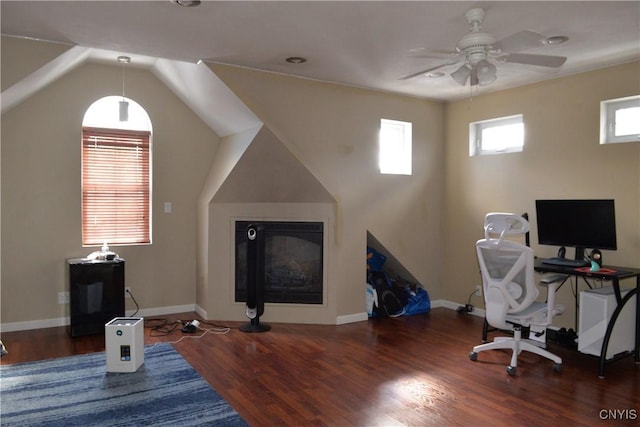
[
  {"left": 410, "top": 49, "right": 459, "bottom": 58},
  {"left": 500, "top": 53, "right": 567, "bottom": 67},
  {"left": 493, "top": 30, "right": 544, "bottom": 52},
  {"left": 400, "top": 62, "right": 457, "bottom": 80}
]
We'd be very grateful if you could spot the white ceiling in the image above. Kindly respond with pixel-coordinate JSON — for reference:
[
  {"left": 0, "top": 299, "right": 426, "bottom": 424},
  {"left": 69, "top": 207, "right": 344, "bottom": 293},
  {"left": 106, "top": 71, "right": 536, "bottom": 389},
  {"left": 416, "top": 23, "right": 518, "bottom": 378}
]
[{"left": 1, "top": 1, "right": 639, "bottom": 101}]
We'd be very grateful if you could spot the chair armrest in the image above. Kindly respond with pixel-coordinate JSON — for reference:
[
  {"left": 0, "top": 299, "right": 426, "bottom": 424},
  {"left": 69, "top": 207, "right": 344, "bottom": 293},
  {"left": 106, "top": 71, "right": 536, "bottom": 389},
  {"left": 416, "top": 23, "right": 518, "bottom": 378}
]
[
  {"left": 539, "top": 274, "right": 569, "bottom": 285},
  {"left": 542, "top": 280, "right": 564, "bottom": 324}
]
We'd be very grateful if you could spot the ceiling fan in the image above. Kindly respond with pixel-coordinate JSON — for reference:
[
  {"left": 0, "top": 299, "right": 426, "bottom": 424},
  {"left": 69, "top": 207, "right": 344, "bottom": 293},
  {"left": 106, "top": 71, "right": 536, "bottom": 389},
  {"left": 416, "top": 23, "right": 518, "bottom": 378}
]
[{"left": 403, "top": 8, "right": 568, "bottom": 86}]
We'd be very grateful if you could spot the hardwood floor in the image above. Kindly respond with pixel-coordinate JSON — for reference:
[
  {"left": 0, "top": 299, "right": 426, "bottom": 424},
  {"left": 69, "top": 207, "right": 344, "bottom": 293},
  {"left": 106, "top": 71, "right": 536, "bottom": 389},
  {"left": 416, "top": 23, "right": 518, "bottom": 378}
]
[{"left": 2, "top": 308, "right": 639, "bottom": 426}]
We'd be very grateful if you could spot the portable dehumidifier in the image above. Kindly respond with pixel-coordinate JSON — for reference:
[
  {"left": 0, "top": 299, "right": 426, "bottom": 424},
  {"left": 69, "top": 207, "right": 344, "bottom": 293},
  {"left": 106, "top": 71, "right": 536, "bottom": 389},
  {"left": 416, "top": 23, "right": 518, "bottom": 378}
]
[{"left": 105, "top": 317, "right": 144, "bottom": 373}]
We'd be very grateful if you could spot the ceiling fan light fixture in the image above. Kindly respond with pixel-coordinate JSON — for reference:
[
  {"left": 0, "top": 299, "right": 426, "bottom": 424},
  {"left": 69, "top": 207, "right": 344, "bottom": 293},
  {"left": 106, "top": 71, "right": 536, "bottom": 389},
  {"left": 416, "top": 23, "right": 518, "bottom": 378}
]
[
  {"left": 451, "top": 64, "right": 471, "bottom": 86},
  {"left": 406, "top": 8, "right": 566, "bottom": 92},
  {"left": 476, "top": 59, "right": 497, "bottom": 86}
]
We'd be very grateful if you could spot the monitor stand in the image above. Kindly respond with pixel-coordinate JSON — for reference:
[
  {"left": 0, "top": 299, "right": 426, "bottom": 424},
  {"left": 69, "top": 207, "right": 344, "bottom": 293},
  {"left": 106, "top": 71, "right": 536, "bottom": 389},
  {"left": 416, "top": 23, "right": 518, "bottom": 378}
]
[{"left": 557, "top": 246, "right": 586, "bottom": 262}]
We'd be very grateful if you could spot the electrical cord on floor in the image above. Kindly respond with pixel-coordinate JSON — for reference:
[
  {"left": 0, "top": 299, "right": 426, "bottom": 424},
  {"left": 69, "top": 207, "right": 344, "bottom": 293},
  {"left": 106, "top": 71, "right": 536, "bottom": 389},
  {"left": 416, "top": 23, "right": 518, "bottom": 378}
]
[
  {"left": 200, "top": 320, "right": 236, "bottom": 329},
  {"left": 142, "top": 319, "right": 232, "bottom": 353},
  {"left": 466, "top": 289, "right": 476, "bottom": 305},
  {"left": 180, "top": 320, "right": 231, "bottom": 335},
  {"left": 457, "top": 289, "right": 477, "bottom": 313},
  {"left": 145, "top": 318, "right": 183, "bottom": 336},
  {"left": 167, "top": 324, "right": 231, "bottom": 345},
  {"left": 126, "top": 288, "right": 140, "bottom": 317},
  {"left": 144, "top": 318, "right": 231, "bottom": 339}
]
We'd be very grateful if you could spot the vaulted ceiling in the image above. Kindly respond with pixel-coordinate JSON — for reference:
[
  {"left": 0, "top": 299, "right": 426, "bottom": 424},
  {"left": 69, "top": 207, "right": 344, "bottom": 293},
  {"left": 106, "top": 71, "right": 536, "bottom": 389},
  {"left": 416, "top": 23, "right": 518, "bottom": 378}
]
[{"left": 2, "top": 1, "right": 639, "bottom": 101}]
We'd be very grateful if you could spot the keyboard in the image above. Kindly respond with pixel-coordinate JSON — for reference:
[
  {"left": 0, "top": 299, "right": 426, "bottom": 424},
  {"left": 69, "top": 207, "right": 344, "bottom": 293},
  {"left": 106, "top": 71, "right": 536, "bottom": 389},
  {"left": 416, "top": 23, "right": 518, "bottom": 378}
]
[{"left": 541, "top": 257, "right": 590, "bottom": 268}]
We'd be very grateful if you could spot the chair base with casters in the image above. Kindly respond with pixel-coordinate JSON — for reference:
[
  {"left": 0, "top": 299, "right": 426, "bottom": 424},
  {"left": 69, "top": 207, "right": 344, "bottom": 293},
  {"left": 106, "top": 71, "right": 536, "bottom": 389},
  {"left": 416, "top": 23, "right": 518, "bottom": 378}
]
[
  {"left": 469, "top": 213, "right": 565, "bottom": 376},
  {"left": 469, "top": 324, "right": 562, "bottom": 376},
  {"left": 469, "top": 281, "right": 565, "bottom": 376}
]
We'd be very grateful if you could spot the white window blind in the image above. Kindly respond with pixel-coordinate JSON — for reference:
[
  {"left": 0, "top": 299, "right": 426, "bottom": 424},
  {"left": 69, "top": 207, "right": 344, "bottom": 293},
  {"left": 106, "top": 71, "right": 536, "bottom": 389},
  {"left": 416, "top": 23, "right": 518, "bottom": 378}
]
[{"left": 82, "top": 127, "right": 151, "bottom": 246}]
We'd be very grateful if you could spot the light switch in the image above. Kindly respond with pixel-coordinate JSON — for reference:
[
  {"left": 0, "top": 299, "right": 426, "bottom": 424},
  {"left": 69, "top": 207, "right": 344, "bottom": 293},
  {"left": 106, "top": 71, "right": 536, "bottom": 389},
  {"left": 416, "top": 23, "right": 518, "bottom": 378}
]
[{"left": 164, "top": 202, "right": 172, "bottom": 214}]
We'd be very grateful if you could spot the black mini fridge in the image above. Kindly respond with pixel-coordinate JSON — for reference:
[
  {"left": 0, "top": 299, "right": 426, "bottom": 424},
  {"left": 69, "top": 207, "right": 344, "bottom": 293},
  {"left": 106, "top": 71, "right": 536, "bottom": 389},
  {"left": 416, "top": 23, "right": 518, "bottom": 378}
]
[{"left": 67, "top": 258, "right": 125, "bottom": 337}]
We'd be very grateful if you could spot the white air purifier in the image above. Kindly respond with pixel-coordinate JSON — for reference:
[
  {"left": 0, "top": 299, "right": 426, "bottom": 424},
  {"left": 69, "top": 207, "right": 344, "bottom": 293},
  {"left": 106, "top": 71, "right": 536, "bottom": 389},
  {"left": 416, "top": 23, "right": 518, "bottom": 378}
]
[
  {"left": 105, "top": 317, "right": 144, "bottom": 372},
  {"left": 578, "top": 287, "right": 636, "bottom": 360}
]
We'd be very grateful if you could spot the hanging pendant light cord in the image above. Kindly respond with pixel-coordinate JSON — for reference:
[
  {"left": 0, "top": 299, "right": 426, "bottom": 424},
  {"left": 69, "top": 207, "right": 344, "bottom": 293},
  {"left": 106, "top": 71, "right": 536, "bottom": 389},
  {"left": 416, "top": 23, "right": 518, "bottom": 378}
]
[
  {"left": 121, "top": 62, "right": 126, "bottom": 100},
  {"left": 117, "top": 56, "right": 130, "bottom": 100},
  {"left": 117, "top": 56, "right": 131, "bottom": 122}
]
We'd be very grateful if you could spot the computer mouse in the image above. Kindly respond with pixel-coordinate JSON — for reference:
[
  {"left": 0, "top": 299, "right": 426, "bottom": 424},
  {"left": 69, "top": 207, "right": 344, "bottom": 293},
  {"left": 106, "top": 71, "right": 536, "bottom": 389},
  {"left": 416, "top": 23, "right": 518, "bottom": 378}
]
[{"left": 590, "top": 260, "right": 600, "bottom": 272}]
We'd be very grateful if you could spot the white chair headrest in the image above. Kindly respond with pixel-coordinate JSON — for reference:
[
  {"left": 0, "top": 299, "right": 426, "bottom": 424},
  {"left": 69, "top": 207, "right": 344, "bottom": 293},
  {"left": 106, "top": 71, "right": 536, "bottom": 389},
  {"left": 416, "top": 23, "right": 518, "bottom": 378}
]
[{"left": 484, "top": 213, "right": 529, "bottom": 244}]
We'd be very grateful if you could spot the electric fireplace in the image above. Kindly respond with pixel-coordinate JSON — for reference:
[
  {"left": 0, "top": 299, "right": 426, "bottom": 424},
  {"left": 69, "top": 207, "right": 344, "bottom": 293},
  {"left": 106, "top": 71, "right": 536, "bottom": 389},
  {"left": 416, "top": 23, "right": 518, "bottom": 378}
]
[{"left": 235, "top": 221, "right": 323, "bottom": 304}]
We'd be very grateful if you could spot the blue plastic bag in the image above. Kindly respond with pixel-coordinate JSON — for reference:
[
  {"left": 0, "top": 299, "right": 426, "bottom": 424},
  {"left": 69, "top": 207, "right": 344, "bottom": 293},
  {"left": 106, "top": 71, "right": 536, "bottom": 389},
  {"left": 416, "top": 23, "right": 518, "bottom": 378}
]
[
  {"left": 367, "top": 247, "right": 386, "bottom": 272},
  {"left": 403, "top": 287, "right": 431, "bottom": 316}
]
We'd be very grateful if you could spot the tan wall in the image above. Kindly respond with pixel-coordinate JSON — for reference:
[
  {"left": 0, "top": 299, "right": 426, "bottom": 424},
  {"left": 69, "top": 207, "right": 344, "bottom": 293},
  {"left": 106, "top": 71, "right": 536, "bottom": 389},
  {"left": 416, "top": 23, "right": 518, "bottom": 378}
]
[
  {"left": 1, "top": 42, "right": 219, "bottom": 324},
  {"left": 5, "top": 36, "right": 635, "bottom": 329},
  {"left": 0, "top": 38, "right": 70, "bottom": 91},
  {"left": 211, "top": 64, "right": 446, "bottom": 321},
  {"left": 1, "top": 39, "right": 446, "bottom": 327},
  {"left": 444, "top": 61, "right": 640, "bottom": 328}
]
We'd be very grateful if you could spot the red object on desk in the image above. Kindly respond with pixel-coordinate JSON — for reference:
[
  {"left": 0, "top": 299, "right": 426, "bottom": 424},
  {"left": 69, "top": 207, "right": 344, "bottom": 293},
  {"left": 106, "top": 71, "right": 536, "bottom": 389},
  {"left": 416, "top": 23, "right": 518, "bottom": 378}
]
[{"left": 575, "top": 267, "right": 617, "bottom": 274}]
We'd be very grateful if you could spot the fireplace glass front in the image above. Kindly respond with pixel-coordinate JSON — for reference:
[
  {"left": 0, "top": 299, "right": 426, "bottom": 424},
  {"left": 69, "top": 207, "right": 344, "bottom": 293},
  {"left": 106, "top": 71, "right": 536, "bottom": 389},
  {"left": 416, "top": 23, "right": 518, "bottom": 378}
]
[{"left": 235, "top": 221, "right": 323, "bottom": 304}]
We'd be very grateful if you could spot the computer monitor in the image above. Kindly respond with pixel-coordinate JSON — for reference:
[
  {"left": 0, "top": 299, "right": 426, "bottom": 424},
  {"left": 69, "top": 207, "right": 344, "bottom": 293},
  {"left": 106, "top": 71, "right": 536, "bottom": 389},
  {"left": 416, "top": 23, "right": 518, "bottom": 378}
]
[{"left": 535, "top": 199, "right": 617, "bottom": 261}]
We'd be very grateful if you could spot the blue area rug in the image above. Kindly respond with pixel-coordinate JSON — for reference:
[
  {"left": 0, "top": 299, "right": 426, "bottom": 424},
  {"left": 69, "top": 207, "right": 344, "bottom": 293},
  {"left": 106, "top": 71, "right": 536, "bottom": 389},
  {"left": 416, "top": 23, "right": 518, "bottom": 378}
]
[{"left": 0, "top": 343, "right": 248, "bottom": 426}]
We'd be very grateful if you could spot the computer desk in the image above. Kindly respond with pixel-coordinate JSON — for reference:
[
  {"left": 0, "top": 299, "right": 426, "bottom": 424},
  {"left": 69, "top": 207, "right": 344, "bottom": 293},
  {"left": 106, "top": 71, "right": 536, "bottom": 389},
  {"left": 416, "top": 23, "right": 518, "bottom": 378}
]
[{"left": 534, "top": 258, "right": 640, "bottom": 378}]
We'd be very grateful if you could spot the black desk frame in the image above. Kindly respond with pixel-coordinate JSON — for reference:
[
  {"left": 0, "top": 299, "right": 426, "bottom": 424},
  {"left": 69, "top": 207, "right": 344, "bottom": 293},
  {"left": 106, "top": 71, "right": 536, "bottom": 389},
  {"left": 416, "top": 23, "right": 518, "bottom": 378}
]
[{"left": 534, "top": 259, "right": 640, "bottom": 378}]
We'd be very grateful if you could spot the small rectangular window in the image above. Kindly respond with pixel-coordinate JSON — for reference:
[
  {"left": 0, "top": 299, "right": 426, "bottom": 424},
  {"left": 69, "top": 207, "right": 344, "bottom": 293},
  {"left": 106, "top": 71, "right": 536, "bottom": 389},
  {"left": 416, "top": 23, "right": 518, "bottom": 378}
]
[
  {"left": 600, "top": 95, "right": 640, "bottom": 144},
  {"left": 379, "top": 119, "right": 412, "bottom": 175},
  {"left": 470, "top": 114, "right": 524, "bottom": 156}
]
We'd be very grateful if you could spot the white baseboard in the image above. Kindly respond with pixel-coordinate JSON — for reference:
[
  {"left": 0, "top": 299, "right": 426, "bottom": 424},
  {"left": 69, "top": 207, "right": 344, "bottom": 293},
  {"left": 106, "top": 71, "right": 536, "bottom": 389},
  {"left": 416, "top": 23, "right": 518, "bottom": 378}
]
[
  {"left": 125, "top": 304, "right": 198, "bottom": 319},
  {"left": 431, "top": 299, "right": 486, "bottom": 318},
  {"left": 0, "top": 301, "right": 482, "bottom": 332},
  {"left": 194, "top": 305, "right": 208, "bottom": 320},
  {"left": 334, "top": 299, "right": 485, "bottom": 325},
  {"left": 1, "top": 304, "right": 199, "bottom": 333},
  {"left": 336, "top": 312, "right": 368, "bottom": 325},
  {"left": 0, "top": 316, "right": 70, "bottom": 333}
]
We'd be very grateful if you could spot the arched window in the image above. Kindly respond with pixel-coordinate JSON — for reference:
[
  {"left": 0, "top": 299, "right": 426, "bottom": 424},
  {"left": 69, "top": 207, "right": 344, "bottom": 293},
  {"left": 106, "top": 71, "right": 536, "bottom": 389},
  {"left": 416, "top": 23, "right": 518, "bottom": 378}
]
[{"left": 81, "top": 96, "right": 152, "bottom": 246}]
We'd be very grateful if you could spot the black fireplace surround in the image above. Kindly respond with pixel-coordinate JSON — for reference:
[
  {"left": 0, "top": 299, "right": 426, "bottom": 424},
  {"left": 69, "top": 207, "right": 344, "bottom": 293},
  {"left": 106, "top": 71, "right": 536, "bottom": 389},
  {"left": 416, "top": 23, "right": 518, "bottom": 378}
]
[{"left": 235, "top": 221, "right": 324, "bottom": 304}]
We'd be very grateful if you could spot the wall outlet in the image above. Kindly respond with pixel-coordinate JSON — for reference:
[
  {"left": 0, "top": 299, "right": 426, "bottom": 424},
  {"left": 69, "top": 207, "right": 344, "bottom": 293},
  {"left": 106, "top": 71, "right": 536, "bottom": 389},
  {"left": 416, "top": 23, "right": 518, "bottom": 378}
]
[
  {"left": 58, "top": 292, "right": 70, "bottom": 304},
  {"left": 125, "top": 287, "right": 132, "bottom": 299},
  {"left": 475, "top": 285, "right": 482, "bottom": 297}
]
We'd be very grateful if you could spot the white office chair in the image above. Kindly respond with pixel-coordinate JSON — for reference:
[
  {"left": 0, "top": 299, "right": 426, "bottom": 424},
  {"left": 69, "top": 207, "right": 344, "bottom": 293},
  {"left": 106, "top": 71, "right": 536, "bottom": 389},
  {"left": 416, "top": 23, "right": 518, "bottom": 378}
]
[{"left": 469, "top": 213, "right": 565, "bottom": 375}]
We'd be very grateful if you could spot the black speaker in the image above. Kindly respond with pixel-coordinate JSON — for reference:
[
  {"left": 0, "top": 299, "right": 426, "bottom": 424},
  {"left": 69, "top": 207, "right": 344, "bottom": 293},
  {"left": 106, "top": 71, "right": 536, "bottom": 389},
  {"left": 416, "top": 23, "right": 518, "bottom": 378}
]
[
  {"left": 557, "top": 246, "right": 566, "bottom": 259},
  {"left": 590, "top": 248, "right": 603, "bottom": 267},
  {"left": 240, "top": 224, "right": 271, "bottom": 333}
]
